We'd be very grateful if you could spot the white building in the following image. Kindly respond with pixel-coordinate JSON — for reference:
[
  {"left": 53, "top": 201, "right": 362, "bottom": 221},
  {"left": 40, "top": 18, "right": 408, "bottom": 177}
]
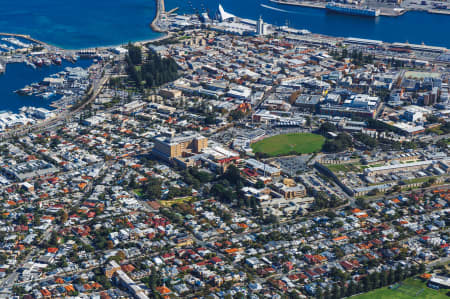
[{"left": 256, "top": 16, "right": 265, "bottom": 36}]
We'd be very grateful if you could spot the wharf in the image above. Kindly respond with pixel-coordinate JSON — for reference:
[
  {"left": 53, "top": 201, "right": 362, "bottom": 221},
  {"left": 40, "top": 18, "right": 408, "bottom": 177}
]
[
  {"left": 269, "top": 0, "right": 325, "bottom": 9},
  {"left": 151, "top": 0, "right": 167, "bottom": 32},
  {"left": 269, "top": 0, "right": 408, "bottom": 16},
  {"left": 427, "top": 8, "right": 450, "bottom": 15},
  {"left": 0, "top": 32, "right": 47, "bottom": 46}
]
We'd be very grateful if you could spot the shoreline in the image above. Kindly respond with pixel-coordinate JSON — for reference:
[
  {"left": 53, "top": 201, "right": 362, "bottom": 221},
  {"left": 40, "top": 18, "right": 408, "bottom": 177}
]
[
  {"left": 0, "top": 0, "right": 173, "bottom": 52},
  {"left": 0, "top": 31, "right": 170, "bottom": 52},
  {"left": 268, "top": 0, "right": 450, "bottom": 17}
]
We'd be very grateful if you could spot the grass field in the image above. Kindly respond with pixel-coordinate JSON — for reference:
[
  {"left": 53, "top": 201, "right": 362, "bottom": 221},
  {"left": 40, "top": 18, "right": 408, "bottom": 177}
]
[
  {"left": 251, "top": 133, "right": 325, "bottom": 157},
  {"left": 159, "top": 196, "right": 193, "bottom": 207},
  {"left": 327, "top": 163, "right": 361, "bottom": 173},
  {"left": 354, "top": 278, "right": 448, "bottom": 299}
]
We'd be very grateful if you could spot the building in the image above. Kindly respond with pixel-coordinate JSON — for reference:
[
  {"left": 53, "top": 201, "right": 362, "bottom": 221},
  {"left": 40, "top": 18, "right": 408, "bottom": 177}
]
[
  {"left": 105, "top": 260, "right": 121, "bottom": 279},
  {"left": 216, "top": 4, "right": 236, "bottom": 22},
  {"left": 2, "top": 160, "right": 58, "bottom": 181},
  {"left": 160, "top": 89, "right": 182, "bottom": 99},
  {"left": 152, "top": 132, "right": 208, "bottom": 161},
  {"left": 319, "top": 94, "right": 380, "bottom": 119},
  {"left": 256, "top": 16, "right": 265, "bottom": 36},
  {"left": 275, "top": 180, "right": 307, "bottom": 199},
  {"left": 245, "top": 159, "right": 281, "bottom": 177},
  {"left": 364, "top": 160, "right": 435, "bottom": 176}
]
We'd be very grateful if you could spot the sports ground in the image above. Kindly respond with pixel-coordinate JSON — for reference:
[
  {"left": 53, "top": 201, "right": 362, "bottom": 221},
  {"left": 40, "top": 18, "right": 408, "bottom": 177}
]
[
  {"left": 251, "top": 133, "right": 325, "bottom": 157},
  {"left": 354, "top": 278, "right": 448, "bottom": 299}
]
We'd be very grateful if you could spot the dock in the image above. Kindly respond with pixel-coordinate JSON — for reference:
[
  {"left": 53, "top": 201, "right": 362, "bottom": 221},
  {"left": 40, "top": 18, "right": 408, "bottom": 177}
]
[
  {"left": 0, "top": 32, "right": 48, "bottom": 46},
  {"left": 151, "top": 0, "right": 166, "bottom": 32},
  {"left": 269, "top": 0, "right": 412, "bottom": 17}
]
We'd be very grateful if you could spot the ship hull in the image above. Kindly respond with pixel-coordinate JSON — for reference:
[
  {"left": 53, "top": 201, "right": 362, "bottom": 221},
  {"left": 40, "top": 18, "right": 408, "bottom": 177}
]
[{"left": 326, "top": 4, "right": 380, "bottom": 17}]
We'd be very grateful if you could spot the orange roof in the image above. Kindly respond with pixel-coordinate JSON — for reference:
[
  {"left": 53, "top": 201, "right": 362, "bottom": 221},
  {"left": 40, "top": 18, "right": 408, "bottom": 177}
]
[
  {"left": 333, "top": 236, "right": 349, "bottom": 242},
  {"left": 92, "top": 282, "right": 102, "bottom": 289},
  {"left": 55, "top": 277, "right": 64, "bottom": 284},
  {"left": 156, "top": 286, "right": 172, "bottom": 295},
  {"left": 420, "top": 273, "right": 432, "bottom": 279},
  {"left": 356, "top": 214, "right": 368, "bottom": 218},
  {"left": 352, "top": 208, "right": 362, "bottom": 213},
  {"left": 47, "top": 247, "right": 58, "bottom": 253},
  {"left": 78, "top": 182, "right": 87, "bottom": 190},
  {"left": 64, "top": 284, "right": 75, "bottom": 292},
  {"left": 224, "top": 248, "right": 242, "bottom": 254},
  {"left": 314, "top": 255, "right": 327, "bottom": 262}
]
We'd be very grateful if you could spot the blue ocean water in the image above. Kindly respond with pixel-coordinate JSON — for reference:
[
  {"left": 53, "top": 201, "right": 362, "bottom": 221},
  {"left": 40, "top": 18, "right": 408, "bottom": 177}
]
[
  {"left": 0, "top": 0, "right": 162, "bottom": 49},
  {"left": 168, "top": 0, "right": 450, "bottom": 48},
  {"left": 0, "top": 60, "right": 92, "bottom": 113},
  {"left": 0, "top": 0, "right": 448, "bottom": 49}
]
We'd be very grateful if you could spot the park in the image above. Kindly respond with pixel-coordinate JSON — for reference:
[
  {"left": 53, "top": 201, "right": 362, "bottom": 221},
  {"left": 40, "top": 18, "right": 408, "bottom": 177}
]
[{"left": 251, "top": 133, "right": 325, "bottom": 157}]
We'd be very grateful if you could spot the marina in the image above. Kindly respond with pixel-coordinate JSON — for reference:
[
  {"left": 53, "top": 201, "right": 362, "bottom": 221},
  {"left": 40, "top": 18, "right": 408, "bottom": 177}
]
[{"left": 0, "top": 59, "right": 92, "bottom": 113}]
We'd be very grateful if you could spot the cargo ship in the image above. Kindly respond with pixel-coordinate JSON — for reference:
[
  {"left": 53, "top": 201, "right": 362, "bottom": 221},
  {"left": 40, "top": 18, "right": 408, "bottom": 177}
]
[{"left": 326, "top": 2, "right": 380, "bottom": 17}]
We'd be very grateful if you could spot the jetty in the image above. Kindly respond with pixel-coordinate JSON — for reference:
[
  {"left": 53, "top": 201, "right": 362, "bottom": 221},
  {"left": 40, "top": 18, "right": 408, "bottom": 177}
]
[
  {"left": 151, "top": 0, "right": 166, "bottom": 32},
  {"left": 0, "top": 32, "right": 48, "bottom": 46}
]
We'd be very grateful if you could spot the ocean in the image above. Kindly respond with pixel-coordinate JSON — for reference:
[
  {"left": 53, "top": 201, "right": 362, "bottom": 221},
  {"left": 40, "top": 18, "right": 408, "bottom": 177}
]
[{"left": 0, "top": 0, "right": 448, "bottom": 49}]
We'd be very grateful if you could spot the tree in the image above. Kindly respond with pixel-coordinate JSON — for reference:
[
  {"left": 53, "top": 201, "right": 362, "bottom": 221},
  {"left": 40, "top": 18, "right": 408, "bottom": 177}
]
[
  {"left": 107, "top": 240, "right": 114, "bottom": 249},
  {"left": 49, "top": 231, "right": 59, "bottom": 247},
  {"left": 347, "top": 281, "right": 356, "bottom": 297},
  {"left": 362, "top": 275, "right": 372, "bottom": 292},
  {"left": 381, "top": 270, "right": 388, "bottom": 286},
  {"left": 318, "top": 122, "right": 337, "bottom": 135},
  {"left": 128, "top": 42, "right": 142, "bottom": 65},
  {"left": 418, "top": 263, "right": 426, "bottom": 274},
  {"left": 387, "top": 269, "right": 395, "bottom": 285},
  {"left": 222, "top": 164, "right": 242, "bottom": 186},
  {"left": 112, "top": 251, "right": 126, "bottom": 262},
  {"left": 355, "top": 132, "right": 378, "bottom": 149},
  {"left": 61, "top": 211, "right": 68, "bottom": 224},
  {"left": 16, "top": 214, "right": 28, "bottom": 225},
  {"left": 314, "top": 288, "right": 322, "bottom": 299},
  {"left": 331, "top": 284, "right": 339, "bottom": 299},
  {"left": 322, "top": 133, "right": 353, "bottom": 153}
]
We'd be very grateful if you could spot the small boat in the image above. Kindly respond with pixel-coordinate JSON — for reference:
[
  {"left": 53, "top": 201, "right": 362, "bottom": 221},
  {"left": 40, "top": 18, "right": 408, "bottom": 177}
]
[
  {"left": 39, "top": 92, "right": 56, "bottom": 99},
  {"left": 16, "top": 86, "right": 33, "bottom": 95},
  {"left": 34, "top": 57, "right": 43, "bottom": 67}
]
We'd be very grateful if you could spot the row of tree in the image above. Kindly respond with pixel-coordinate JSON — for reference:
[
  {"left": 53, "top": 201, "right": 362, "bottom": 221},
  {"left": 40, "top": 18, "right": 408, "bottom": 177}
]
[
  {"left": 316, "top": 263, "right": 426, "bottom": 299},
  {"left": 329, "top": 49, "right": 375, "bottom": 66},
  {"left": 126, "top": 43, "right": 179, "bottom": 89}
]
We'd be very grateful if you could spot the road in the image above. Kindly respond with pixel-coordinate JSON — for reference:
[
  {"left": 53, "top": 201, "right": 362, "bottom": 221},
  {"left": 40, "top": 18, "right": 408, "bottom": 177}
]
[{"left": 0, "top": 225, "right": 58, "bottom": 290}]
